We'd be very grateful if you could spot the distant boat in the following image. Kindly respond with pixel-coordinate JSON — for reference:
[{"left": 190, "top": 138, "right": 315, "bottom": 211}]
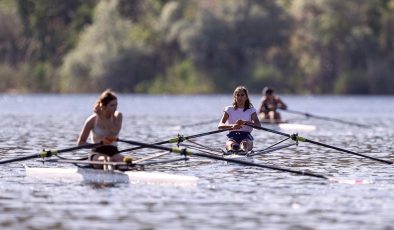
[{"left": 259, "top": 118, "right": 316, "bottom": 132}]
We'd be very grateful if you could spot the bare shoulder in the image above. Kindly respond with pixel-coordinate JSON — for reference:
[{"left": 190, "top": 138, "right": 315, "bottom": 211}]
[
  {"left": 84, "top": 114, "right": 97, "bottom": 126},
  {"left": 114, "top": 111, "right": 123, "bottom": 119}
]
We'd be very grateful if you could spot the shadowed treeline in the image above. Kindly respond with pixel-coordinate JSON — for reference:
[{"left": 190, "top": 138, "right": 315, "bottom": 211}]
[{"left": 0, "top": 0, "right": 393, "bottom": 94}]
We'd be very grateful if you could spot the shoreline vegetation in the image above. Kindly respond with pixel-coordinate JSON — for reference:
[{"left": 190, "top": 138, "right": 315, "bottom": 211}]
[{"left": 0, "top": 0, "right": 393, "bottom": 94}]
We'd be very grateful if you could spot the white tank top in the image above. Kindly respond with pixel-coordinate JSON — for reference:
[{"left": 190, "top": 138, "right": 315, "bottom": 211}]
[
  {"left": 224, "top": 106, "right": 256, "bottom": 133},
  {"left": 90, "top": 116, "right": 119, "bottom": 146}
]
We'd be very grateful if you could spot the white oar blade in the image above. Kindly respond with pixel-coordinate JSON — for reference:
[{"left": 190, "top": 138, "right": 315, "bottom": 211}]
[
  {"left": 170, "top": 126, "right": 182, "bottom": 130},
  {"left": 328, "top": 177, "right": 374, "bottom": 185}
]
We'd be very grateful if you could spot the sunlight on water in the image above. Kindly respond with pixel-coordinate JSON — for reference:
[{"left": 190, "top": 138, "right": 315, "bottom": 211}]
[{"left": 0, "top": 94, "right": 394, "bottom": 229}]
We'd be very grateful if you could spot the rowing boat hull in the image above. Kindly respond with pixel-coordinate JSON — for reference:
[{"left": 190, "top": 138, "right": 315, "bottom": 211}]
[
  {"left": 24, "top": 165, "right": 198, "bottom": 185},
  {"left": 275, "top": 123, "right": 316, "bottom": 131},
  {"left": 224, "top": 154, "right": 253, "bottom": 162}
]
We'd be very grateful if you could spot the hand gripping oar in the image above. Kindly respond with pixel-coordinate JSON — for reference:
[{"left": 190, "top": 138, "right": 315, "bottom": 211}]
[
  {"left": 280, "top": 108, "right": 369, "bottom": 128},
  {"left": 246, "top": 124, "right": 393, "bottom": 165},
  {"left": 118, "top": 128, "right": 232, "bottom": 153},
  {"left": 117, "top": 139, "right": 373, "bottom": 184},
  {"left": 0, "top": 143, "right": 101, "bottom": 164}
]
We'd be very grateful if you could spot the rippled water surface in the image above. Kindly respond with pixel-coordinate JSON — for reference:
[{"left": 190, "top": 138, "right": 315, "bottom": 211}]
[{"left": 0, "top": 94, "right": 394, "bottom": 229}]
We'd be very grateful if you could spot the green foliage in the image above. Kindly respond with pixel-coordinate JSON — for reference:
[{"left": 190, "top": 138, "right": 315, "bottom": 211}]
[
  {"left": 16, "top": 0, "right": 96, "bottom": 65},
  {"left": 141, "top": 60, "right": 214, "bottom": 94},
  {"left": 59, "top": 0, "right": 136, "bottom": 92},
  {"left": 250, "top": 65, "right": 282, "bottom": 92},
  {"left": 0, "top": 0, "right": 24, "bottom": 64},
  {"left": 101, "top": 48, "right": 157, "bottom": 93},
  {"left": 0, "top": 0, "right": 17, "bottom": 13},
  {"left": 118, "top": 0, "right": 170, "bottom": 22},
  {"left": 334, "top": 70, "right": 370, "bottom": 94},
  {"left": 366, "top": 57, "right": 394, "bottom": 94},
  {"left": 0, "top": 64, "right": 19, "bottom": 92},
  {"left": 288, "top": 0, "right": 394, "bottom": 94},
  {"left": 174, "top": 0, "right": 292, "bottom": 92},
  {"left": 1, "top": 0, "right": 394, "bottom": 94},
  {"left": 0, "top": 63, "right": 35, "bottom": 93}
]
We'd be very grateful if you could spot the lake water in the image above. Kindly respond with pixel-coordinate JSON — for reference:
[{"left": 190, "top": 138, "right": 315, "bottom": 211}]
[{"left": 0, "top": 94, "right": 393, "bottom": 229}]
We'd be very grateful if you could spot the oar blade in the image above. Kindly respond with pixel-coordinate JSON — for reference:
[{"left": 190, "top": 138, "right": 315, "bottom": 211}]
[{"left": 328, "top": 177, "right": 374, "bottom": 185}]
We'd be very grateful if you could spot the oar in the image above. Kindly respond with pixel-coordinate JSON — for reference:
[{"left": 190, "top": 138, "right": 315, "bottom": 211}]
[
  {"left": 280, "top": 108, "right": 369, "bottom": 128},
  {"left": 246, "top": 124, "right": 393, "bottom": 165},
  {"left": 0, "top": 143, "right": 101, "bottom": 164},
  {"left": 117, "top": 139, "right": 373, "bottom": 184},
  {"left": 118, "top": 128, "right": 231, "bottom": 153}
]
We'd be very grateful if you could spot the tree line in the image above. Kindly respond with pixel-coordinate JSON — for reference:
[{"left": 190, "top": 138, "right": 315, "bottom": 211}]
[{"left": 0, "top": 0, "right": 393, "bottom": 94}]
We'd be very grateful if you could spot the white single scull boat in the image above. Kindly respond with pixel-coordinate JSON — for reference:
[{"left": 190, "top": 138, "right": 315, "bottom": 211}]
[
  {"left": 222, "top": 153, "right": 253, "bottom": 163},
  {"left": 259, "top": 121, "right": 316, "bottom": 132},
  {"left": 271, "top": 123, "right": 316, "bottom": 131},
  {"left": 24, "top": 164, "right": 198, "bottom": 185}
]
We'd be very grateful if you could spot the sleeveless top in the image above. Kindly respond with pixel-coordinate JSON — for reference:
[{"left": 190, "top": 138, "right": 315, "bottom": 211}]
[
  {"left": 224, "top": 106, "right": 256, "bottom": 133},
  {"left": 90, "top": 115, "right": 119, "bottom": 146}
]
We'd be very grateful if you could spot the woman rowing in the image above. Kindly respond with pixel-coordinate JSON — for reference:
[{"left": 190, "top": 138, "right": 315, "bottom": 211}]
[
  {"left": 218, "top": 86, "right": 261, "bottom": 153},
  {"left": 77, "top": 89, "right": 124, "bottom": 168},
  {"left": 258, "top": 86, "right": 287, "bottom": 123}
]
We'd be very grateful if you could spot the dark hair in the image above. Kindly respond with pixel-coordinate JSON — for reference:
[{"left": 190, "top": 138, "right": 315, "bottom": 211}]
[
  {"left": 262, "top": 86, "right": 274, "bottom": 95},
  {"left": 94, "top": 89, "right": 117, "bottom": 113},
  {"left": 232, "top": 86, "right": 252, "bottom": 111}
]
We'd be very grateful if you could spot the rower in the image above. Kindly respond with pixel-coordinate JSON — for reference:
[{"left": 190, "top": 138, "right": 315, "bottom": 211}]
[
  {"left": 218, "top": 86, "right": 261, "bottom": 154},
  {"left": 77, "top": 89, "right": 125, "bottom": 169},
  {"left": 258, "top": 86, "right": 287, "bottom": 123}
]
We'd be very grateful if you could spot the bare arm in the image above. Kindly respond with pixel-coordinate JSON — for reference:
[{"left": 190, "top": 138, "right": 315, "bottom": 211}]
[
  {"left": 277, "top": 97, "right": 287, "bottom": 110},
  {"left": 77, "top": 115, "right": 95, "bottom": 145},
  {"left": 245, "top": 112, "right": 261, "bottom": 127},
  {"left": 218, "top": 112, "right": 231, "bottom": 129},
  {"left": 258, "top": 98, "right": 267, "bottom": 113},
  {"left": 218, "top": 112, "right": 243, "bottom": 130},
  {"left": 111, "top": 111, "right": 123, "bottom": 134}
]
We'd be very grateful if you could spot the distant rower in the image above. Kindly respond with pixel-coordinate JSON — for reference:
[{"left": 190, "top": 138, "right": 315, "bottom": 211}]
[{"left": 258, "top": 87, "right": 287, "bottom": 123}]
